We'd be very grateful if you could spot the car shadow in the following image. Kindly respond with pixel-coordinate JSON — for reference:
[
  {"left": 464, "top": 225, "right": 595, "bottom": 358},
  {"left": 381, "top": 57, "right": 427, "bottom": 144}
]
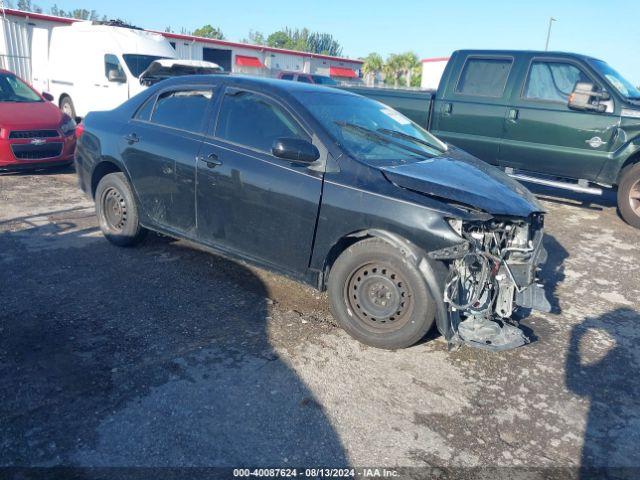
[
  {"left": 0, "top": 163, "right": 76, "bottom": 177},
  {"left": 565, "top": 308, "right": 640, "bottom": 477},
  {"left": 0, "top": 210, "right": 347, "bottom": 468}
]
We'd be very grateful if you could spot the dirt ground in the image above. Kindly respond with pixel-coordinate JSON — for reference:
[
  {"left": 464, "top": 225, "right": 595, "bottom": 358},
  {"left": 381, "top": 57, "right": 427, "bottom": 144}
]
[{"left": 1, "top": 166, "right": 639, "bottom": 476}]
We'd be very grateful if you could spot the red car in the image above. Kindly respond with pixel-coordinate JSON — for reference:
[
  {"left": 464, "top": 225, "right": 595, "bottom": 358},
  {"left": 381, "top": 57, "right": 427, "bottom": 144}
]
[{"left": 0, "top": 69, "right": 76, "bottom": 170}]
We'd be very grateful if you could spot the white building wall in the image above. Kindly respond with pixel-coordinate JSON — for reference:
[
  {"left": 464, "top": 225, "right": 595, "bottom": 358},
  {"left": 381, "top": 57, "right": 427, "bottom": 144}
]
[{"left": 421, "top": 59, "right": 449, "bottom": 89}]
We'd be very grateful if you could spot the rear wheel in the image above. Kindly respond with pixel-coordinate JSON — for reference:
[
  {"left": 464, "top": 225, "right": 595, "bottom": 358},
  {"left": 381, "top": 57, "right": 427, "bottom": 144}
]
[
  {"left": 328, "top": 238, "right": 436, "bottom": 349},
  {"left": 617, "top": 163, "right": 640, "bottom": 229},
  {"left": 95, "top": 172, "right": 147, "bottom": 246}
]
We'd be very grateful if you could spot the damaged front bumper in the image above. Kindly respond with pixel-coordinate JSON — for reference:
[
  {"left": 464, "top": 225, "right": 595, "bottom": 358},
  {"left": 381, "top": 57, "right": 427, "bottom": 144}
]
[{"left": 422, "top": 213, "right": 550, "bottom": 352}]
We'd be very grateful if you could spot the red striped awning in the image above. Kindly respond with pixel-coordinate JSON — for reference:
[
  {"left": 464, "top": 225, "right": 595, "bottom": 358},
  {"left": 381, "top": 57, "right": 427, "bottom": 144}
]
[
  {"left": 329, "top": 66, "right": 357, "bottom": 78},
  {"left": 235, "top": 55, "right": 263, "bottom": 68}
]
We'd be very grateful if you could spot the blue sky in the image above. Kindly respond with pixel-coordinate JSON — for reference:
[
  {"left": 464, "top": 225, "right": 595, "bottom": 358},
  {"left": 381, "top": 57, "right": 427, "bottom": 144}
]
[{"left": 34, "top": 0, "right": 640, "bottom": 84}]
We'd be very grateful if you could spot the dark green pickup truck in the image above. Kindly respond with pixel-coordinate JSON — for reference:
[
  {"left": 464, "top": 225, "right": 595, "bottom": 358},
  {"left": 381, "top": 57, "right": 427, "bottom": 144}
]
[{"left": 346, "top": 50, "right": 640, "bottom": 228}]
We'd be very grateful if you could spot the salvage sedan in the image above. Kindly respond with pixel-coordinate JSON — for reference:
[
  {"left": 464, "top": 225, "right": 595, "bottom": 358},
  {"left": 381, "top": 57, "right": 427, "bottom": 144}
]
[{"left": 75, "top": 75, "right": 549, "bottom": 351}]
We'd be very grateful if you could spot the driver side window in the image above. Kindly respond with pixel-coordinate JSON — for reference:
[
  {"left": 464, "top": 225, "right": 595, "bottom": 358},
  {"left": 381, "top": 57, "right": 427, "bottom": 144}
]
[
  {"left": 215, "top": 90, "right": 308, "bottom": 153},
  {"left": 524, "top": 61, "right": 590, "bottom": 102},
  {"left": 104, "top": 54, "right": 125, "bottom": 80}
]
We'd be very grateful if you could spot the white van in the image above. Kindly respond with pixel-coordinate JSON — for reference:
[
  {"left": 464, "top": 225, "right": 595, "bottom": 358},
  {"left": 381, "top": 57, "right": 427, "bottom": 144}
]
[{"left": 45, "top": 22, "right": 208, "bottom": 119}]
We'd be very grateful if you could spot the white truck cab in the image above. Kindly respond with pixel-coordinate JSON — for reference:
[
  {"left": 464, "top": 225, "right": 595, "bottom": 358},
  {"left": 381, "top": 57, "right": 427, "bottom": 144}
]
[{"left": 45, "top": 22, "right": 177, "bottom": 119}]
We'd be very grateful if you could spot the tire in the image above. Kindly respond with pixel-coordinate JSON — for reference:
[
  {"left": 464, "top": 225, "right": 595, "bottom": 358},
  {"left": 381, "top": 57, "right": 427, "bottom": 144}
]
[
  {"left": 327, "top": 238, "right": 436, "bottom": 350},
  {"left": 617, "top": 162, "right": 640, "bottom": 229},
  {"left": 59, "top": 96, "right": 76, "bottom": 120},
  {"left": 95, "top": 172, "right": 147, "bottom": 246}
]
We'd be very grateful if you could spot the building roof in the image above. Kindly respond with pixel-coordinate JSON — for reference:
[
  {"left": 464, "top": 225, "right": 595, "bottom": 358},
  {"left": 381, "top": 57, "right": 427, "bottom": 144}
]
[
  {"left": 157, "top": 31, "right": 363, "bottom": 64},
  {"left": 2, "top": 8, "right": 362, "bottom": 65},
  {"left": 2, "top": 7, "right": 77, "bottom": 23}
]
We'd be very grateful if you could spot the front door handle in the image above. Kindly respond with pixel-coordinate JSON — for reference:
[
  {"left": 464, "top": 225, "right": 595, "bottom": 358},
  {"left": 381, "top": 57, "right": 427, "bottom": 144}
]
[
  {"left": 124, "top": 133, "right": 139, "bottom": 144},
  {"left": 508, "top": 108, "right": 519, "bottom": 121},
  {"left": 199, "top": 153, "right": 222, "bottom": 169},
  {"left": 443, "top": 102, "right": 453, "bottom": 115}
]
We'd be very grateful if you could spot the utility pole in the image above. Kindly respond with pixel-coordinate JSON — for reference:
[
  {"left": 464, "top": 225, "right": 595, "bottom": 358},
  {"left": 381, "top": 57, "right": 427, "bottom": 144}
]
[{"left": 545, "top": 17, "right": 556, "bottom": 51}]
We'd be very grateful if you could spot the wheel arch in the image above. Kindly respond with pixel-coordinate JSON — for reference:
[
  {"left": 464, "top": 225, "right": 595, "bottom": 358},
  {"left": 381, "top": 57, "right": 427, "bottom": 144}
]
[
  {"left": 91, "top": 160, "right": 123, "bottom": 198},
  {"left": 617, "top": 150, "right": 640, "bottom": 185}
]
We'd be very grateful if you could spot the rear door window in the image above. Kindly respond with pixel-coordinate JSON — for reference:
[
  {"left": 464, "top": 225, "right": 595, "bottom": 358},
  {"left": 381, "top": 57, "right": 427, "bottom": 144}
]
[
  {"left": 215, "top": 90, "right": 308, "bottom": 152},
  {"left": 297, "top": 76, "right": 312, "bottom": 83},
  {"left": 280, "top": 74, "right": 294, "bottom": 80},
  {"left": 456, "top": 58, "right": 513, "bottom": 97},
  {"left": 150, "top": 88, "right": 213, "bottom": 133},
  {"left": 523, "top": 61, "right": 590, "bottom": 102}
]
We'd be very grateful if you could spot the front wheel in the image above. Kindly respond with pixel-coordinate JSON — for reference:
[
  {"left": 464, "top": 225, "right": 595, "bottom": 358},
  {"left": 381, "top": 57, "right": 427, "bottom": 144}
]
[
  {"left": 95, "top": 172, "right": 147, "bottom": 246},
  {"left": 617, "top": 163, "right": 640, "bottom": 229},
  {"left": 328, "top": 238, "right": 436, "bottom": 350}
]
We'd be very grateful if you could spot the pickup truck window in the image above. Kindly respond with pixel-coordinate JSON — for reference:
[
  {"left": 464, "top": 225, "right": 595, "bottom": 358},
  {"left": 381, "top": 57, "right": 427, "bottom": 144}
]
[
  {"left": 456, "top": 58, "right": 512, "bottom": 97},
  {"left": 215, "top": 90, "right": 308, "bottom": 152},
  {"left": 524, "top": 61, "right": 589, "bottom": 103},
  {"left": 151, "top": 89, "right": 213, "bottom": 133}
]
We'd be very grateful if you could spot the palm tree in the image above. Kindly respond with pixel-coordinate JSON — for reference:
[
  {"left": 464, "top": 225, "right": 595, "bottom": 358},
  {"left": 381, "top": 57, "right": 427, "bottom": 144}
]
[
  {"left": 401, "top": 52, "right": 420, "bottom": 87},
  {"left": 362, "top": 53, "right": 384, "bottom": 86},
  {"left": 384, "top": 53, "right": 403, "bottom": 87}
]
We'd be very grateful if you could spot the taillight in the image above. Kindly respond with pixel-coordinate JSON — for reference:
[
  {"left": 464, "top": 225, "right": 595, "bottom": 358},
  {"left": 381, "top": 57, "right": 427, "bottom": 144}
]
[{"left": 76, "top": 123, "right": 85, "bottom": 139}]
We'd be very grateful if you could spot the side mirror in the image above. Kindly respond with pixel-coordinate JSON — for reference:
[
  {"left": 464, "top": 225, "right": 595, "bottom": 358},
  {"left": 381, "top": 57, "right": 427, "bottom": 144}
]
[
  {"left": 107, "top": 69, "right": 127, "bottom": 83},
  {"left": 568, "top": 82, "right": 608, "bottom": 113},
  {"left": 42, "top": 92, "right": 54, "bottom": 102},
  {"left": 272, "top": 137, "right": 320, "bottom": 163}
]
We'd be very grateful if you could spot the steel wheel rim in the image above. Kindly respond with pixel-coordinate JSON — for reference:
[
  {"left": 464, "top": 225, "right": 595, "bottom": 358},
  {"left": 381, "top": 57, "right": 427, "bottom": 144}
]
[
  {"left": 102, "top": 187, "right": 127, "bottom": 231},
  {"left": 630, "top": 178, "right": 640, "bottom": 216},
  {"left": 344, "top": 262, "right": 414, "bottom": 333}
]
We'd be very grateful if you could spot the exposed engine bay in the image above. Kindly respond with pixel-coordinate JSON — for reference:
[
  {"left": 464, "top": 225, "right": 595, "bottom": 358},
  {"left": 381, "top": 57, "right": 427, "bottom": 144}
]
[{"left": 440, "top": 214, "right": 549, "bottom": 351}]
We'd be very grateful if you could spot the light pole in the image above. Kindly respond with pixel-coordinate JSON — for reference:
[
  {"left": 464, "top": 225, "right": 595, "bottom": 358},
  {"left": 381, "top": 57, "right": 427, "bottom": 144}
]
[{"left": 545, "top": 17, "right": 556, "bottom": 51}]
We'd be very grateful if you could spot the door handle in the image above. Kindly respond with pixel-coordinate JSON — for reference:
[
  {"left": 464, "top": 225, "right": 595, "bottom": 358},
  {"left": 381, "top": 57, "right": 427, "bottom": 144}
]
[
  {"left": 124, "top": 133, "right": 139, "bottom": 144},
  {"left": 508, "top": 108, "right": 519, "bottom": 121},
  {"left": 198, "top": 153, "right": 222, "bottom": 169},
  {"left": 443, "top": 102, "right": 453, "bottom": 115}
]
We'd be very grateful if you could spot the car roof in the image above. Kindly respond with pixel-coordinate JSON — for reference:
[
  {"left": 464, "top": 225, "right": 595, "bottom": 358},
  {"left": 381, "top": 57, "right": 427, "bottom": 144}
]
[{"left": 160, "top": 73, "right": 354, "bottom": 97}]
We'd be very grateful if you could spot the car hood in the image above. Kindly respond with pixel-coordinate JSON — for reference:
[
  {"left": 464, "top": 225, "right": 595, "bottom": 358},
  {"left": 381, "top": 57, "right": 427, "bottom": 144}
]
[
  {"left": 380, "top": 147, "right": 544, "bottom": 218},
  {"left": 0, "top": 101, "right": 64, "bottom": 130}
]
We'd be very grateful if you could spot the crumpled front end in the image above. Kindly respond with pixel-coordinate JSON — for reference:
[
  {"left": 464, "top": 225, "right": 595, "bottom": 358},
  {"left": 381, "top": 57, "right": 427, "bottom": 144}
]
[{"left": 430, "top": 213, "right": 549, "bottom": 351}]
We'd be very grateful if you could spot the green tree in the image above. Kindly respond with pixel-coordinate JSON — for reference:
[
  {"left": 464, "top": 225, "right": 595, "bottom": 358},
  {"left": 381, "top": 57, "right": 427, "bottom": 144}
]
[
  {"left": 384, "top": 53, "right": 403, "bottom": 87},
  {"left": 267, "top": 30, "right": 293, "bottom": 49},
  {"left": 362, "top": 52, "right": 384, "bottom": 86},
  {"left": 193, "top": 24, "right": 225, "bottom": 40},
  {"left": 242, "top": 30, "right": 265, "bottom": 45},
  {"left": 401, "top": 52, "right": 420, "bottom": 87}
]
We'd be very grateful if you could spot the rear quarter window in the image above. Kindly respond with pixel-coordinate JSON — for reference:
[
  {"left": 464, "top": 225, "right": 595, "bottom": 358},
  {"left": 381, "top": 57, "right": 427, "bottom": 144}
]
[
  {"left": 150, "top": 88, "right": 213, "bottom": 133},
  {"left": 455, "top": 57, "right": 513, "bottom": 97}
]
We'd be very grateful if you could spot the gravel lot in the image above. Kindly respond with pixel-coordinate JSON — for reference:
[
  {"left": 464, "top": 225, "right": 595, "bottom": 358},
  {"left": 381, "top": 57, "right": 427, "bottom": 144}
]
[{"left": 1, "top": 167, "right": 639, "bottom": 474}]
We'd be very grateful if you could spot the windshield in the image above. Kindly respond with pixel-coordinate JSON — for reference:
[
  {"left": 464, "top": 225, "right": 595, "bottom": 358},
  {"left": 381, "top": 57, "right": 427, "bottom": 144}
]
[
  {"left": 311, "top": 75, "right": 337, "bottom": 85},
  {"left": 0, "top": 73, "right": 42, "bottom": 103},
  {"left": 297, "top": 91, "right": 447, "bottom": 166},
  {"left": 123, "top": 54, "right": 170, "bottom": 77},
  {"left": 589, "top": 59, "right": 640, "bottom": 100}
]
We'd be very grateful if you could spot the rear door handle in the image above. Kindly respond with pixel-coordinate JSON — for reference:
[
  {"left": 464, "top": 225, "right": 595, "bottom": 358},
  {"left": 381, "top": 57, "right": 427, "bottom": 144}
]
[
  {"left": 443, "top": 102, "right": 453, "bottom": 115},
  {"left": 124, "top": 133, "right": 139, "bottom": 144},
  {"left": 508, "top": 108, "right": 519, "bottom": 121},
  {"left": 198, "top": 153, "right": 222, "bottom": 168}
]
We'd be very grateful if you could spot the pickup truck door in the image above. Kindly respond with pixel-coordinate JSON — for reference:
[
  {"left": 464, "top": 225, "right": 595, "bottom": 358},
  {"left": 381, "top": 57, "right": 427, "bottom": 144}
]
[
  {"left": 196, "top": 87, "right": 324, "bottom": 274},
  {"left": 430, "top": 56, "right": 516, "bottom": 165},
  {"left": 499, "top": 58, "right": 618, "bottom": 180}
]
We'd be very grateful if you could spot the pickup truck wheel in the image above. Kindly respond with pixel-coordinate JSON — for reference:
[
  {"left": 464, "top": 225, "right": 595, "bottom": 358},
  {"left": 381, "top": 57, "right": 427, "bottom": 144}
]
[
  {"left": 95, "top": 172, "right": 147, "bottom": 246},
  {"left": 328, "top": 238, "right": 436, "bottom": 349},
  {"left": 617, "top": 163, "right": 640, "bottom": 229}
]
